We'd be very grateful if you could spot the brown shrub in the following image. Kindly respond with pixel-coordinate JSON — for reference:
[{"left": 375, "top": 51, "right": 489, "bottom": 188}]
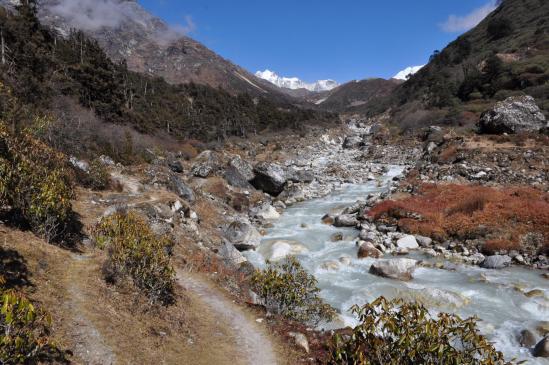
[
  {"left": 179, "top": 143, "right": 198, "bottom": 160},
  {"left": 437, "top": 145, "right": 459, "bottom": 163},
  {"left": 369, "top": 184, "right": 549, "bottom": 253}
]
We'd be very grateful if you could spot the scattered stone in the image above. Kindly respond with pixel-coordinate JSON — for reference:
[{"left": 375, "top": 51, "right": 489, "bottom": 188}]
[
  {"left": 228, "top": 156, "right": 255, "bottom": 181},
  {"left": 167, "top": 159, "right": 183, "bottom": 173},
  {"left": 480, "top": 255, "right": 511, "bottom": 269},
  {"left": 69, "top": 156, "right": 89, "bottom": 173},
  {"left": 415, "top": 235, "right": 433, "bottom": 247},
  {"left": 334, "top": 214, "right": 359, "bottom": 227},
  {"left": 288, "top": 332, "right": 310, "bottom": 353},
  {"left": 287, "top": 168, "right": 314, "bottom": 183},
  {"left": 478, "top": 95, "right": 546, "bottom": 134},
  {"left": 525, "top": 289, "right": 545, "bottom": 298},
  {"left": 331, "top": 232, "right": 344, "bottom": 242},
  {"left": 369, "top": 258, "right": 417, "bottom": 281},
  {"left": 252, "top": 204, "right": 280, "bottom": 220},
  {"left": 339, "top": 256, "right": 352, "bottom": 266},
  {"left": 518, "top": 329, "right": 537, "bottom": 348},
  {"left": 357, "top": 242, "right": 383, "bottom": 259},
  {"left": 251, "top": 162, "right": 287, "bottom": 196},
  {"left": 218, "top": 240, "right": 247, "bottom": 266},
  {"left": 224, "top": 220, "right": 262, "bottom": 251},
  {"left": 169, "top": 174, "right": 195, "bottom": 202},
  {"left": 343, "top": 136, "right": 364, "bottom": 149},
  {"left": 191, "top": 163, "right": 214, "bottom": 178},
  {"left": 321, "top": 214, "right": 335, "bottom": 225},
  {"left": 224, "top": 165, "right": 253, "bottom": 189}
]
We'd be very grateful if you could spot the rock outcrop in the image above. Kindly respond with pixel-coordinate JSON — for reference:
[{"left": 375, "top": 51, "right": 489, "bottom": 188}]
[
  {"left": 250, "top": 162, "right": 287, "bottom": 196},
  {"left": 478, "top": 95, "right": 546, "bottom": 134}
]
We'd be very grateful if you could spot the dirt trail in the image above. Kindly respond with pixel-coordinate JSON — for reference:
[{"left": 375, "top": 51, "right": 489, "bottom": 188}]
[
  {"left": 63, "top": 254, "right": 117, "bottom": 365},
  {"left": 176, "top": 271, "right": 279, "bottom": 365}
]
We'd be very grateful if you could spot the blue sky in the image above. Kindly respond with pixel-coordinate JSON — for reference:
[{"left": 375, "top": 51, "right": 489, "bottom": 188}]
[{"left": 139, "top": 0, "right": 497, "bottom": 83}]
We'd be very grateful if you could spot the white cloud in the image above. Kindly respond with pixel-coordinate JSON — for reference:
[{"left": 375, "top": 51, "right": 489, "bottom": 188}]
[{"left": 440, "top": 1, "right": 498, "bottom": 33}]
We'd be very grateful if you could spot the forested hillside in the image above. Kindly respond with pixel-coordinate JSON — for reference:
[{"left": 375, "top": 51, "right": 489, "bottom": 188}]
[
  {"left": 0, "top": 2, "right": 333, "bottom": 160},
  {"left": 379, "top": 0, "right": 549, "bottom": 130}
]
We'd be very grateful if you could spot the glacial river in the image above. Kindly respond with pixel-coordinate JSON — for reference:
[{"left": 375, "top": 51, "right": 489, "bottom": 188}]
[{"left": 245, "top": 166, "right": 549, "bottom": 364}]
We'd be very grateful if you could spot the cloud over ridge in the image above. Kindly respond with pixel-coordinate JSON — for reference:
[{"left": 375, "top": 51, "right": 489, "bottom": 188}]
[{"left": 440, "top": 1, "right": 499, "bottom": 33}]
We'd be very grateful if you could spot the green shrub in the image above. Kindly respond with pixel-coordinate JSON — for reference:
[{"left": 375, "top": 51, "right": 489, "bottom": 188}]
[
  {"left": 0, "top": 287, "right": 65, "bottom": 364},
  {"left": 91, "top": 211, "right": 175, "bottom": 305},
  {"left": 329, "top": 297, "right": 505, "bottom": 365},
  {"left": 0, "top": 121, "right": 74, "bottom": 243},
  {"left": 251, "top": 256, "right": 336, "bottom": 325},
  {"left": 80, "top": 158, "right": 110, "bottom": 191}
]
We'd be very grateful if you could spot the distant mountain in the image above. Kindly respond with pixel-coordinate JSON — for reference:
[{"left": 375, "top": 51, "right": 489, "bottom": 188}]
[
  {"left": 255, "top": 69, "right": 339, "bottom": 92},
  {"left": 0, "top": 0, "right": 291, "bottom": 99},
  {"left": 392, "top": 65, "right": 424, "bottom": 80},
  {"left": 313, "top": 78, "right": 401, "bottom": 112}
]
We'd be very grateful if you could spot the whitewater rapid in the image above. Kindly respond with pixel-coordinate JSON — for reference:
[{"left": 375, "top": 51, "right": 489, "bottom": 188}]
[{"left": 245, "top": 165, "right": 549, "bottom": 364}]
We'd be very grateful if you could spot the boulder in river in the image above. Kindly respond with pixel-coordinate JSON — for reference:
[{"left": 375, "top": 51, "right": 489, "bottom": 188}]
[
  {"left": 369, "top": 258, "right": 417, "bottom": 281},
  {"left": 478, "top": 95, "right": 546, "bottom": 134},
  {"left": 334, "top": 214, "right": 359, "bottom": 227},
  {"left": 250, "top": 162, "right": 287, "bottom": 196},
  {"left": 224, "top": 220, "right": 262, "bottom": 251},
  {"left": 259, "top": 240, "right": 308, "bottom": 261},
  {"left": 533, "top": 336, "right": 549, "bottom": 358},
  {"left": 415, "top": 235, "right": 433, "bottom": 247},
  {"left": 251, "top": 204, "right": 280, "bottom": 220},
  {"left": 358, "top": 242, "right": 383, "bottom": 259},
  {"left": 480, "top": 255, "right": 511, "bottom": 269}
]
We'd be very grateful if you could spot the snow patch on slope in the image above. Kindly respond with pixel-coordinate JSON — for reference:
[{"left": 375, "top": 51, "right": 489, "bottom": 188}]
[
  {"left": 255, "top": 69, "right": 338, "bottom": 92},
  {"left": 393, "top": 65, "right": 424, "bottom": 80}
]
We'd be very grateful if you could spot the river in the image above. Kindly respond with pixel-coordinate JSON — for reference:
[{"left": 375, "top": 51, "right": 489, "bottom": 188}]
[{"left": 245, "top": 165, "right": 549, "bottom": 364}]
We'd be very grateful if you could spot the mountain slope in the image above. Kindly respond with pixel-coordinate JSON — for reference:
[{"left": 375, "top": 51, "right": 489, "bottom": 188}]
[
  {"left": 0, "top": 0, "right": 293, "bottom": 100},
  {"left": 388, "top": 0, "right": 549, "bottom": 129},
  {"left": 314, "top": 78, "right": 401, "bottom": 112}
]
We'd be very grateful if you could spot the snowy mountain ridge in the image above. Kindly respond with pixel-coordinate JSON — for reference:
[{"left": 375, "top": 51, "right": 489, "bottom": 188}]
[{"left": 255, "top": 69, "right": 338, "bottom": 92}]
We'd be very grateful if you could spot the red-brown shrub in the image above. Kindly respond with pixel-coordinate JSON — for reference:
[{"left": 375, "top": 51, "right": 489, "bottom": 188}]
[{"left": 369, "top": 184, "right": 549, "bottom": 253}]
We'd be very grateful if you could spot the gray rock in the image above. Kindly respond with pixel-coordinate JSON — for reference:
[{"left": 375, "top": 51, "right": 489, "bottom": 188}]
[
  {"left": 343, "top": 135, "right": 364, "bottom": 149},
  {"left": 224, "top": 220, "right": 262, "bottom": 251},
  {"left": 478, "top": 95, "right": 546, "bottom": 134},
  {"left": 191, "top": 162, "right": 214, "bottom": 178},
  {"left": 169, "top": 174, "right": 195, "bottom": 202},
  {"left": 358, "top": 242, "right": 383, "bottom": 259},
  {"left": 167, "top": 159, "right": 183, "bottom": 173},
  {"left": 396, "top": 235, "right": 419, "bottom": 249},
  {"left": 69, "top": 156, "right": 89, "bottom": 173},
  {"left": 480, "top": 255, "right": 512, "bottom": 269},
  {"left": 359, "top": 230, "right": 377, "bottom": 242},
  {"left": 287, "top": 168, "right": 314, "bottom": 183},
  {"left": 533, "top": 336, "right": 549, "bottom": 358},
  {"left": 224, "top": 165, "right": 253, "bottom": 189},
  {"left": 334, "top": 214, "right": 359, "bottom": 227},
  {"left": 415, "top": 235, "right": 433, "bottom": 247},
  {"left": 219, "top": 240, "right": 247, "bottom": 266},
  {"left": 228, "top": 156, "right": 255, "bottom": 181},
  {"left": 250, "top": 162, "right": 287, "bottom": 196},
  {"left": 369, "top": 258, "right": 417, "bottom": 281}
]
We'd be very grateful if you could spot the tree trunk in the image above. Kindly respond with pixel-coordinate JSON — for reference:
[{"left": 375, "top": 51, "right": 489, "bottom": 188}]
[{"left": 1, "top": 28, "right": 5, "bottom": 66}]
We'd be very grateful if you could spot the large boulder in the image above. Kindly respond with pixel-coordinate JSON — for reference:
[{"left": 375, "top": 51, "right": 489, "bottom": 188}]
[
  {"left": 533, "top": 336, "right": 549, "bottom": 358},
  {"left": 218, "top": 240, "right": 247, "bottom": 266},
  {"left": 480, "top": 255, "right": 511, "bottom": 269},
  {"left": 228, "top": 156, "right": 255, "bottom": 181},
  {"left": 478, "top": 95, "right": 546, "bottom": 134},
  {"left": 169, "top": 174, "right": 195, "bottom": 202},
  {"left": 396, "top": 235, "right": 419, "bottom": 250},
  {"left": 258, "top": 240, "right": 308, "bottom": 261},
  {"left": 358, "top": 242, "right": 383, "bottom": 259},
  {"left": 287, "top": 167, "right": 314, "bottom": 183},
  {"left": 224, "top": 165, "right": 253, "bottom": 189},
  {"left": 250, "top": 162, "right": 287, "bottom": 196},
  {"left": 369, "top": 258, "right": 417, "bottom": 281},
  {"left": 224, "top": 220, "right": 262, "bottom": 251}
]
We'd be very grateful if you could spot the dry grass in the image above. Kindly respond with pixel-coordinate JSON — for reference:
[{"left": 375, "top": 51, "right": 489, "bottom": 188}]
[{"left": 369, "top": 184, "right": 549, "bottom": 254}]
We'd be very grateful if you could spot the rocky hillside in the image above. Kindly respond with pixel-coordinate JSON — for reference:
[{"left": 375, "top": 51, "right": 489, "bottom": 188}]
[
  {"left": 0, "top": 0, "right": 293, "bottom": 101},
  {"left": 386, "top": 0, "right": 549, "bottom": 130},
  {"left": 315, "top": 78, "right": 401, "bottom": 112}
]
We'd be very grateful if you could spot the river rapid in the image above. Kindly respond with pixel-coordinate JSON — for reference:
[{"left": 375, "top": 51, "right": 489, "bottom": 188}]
[{"left": 245, "top": 165, "right": 549, "bottom": 364}]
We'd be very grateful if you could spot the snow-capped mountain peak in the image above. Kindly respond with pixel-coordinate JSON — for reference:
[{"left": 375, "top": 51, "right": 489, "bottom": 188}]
[
  {"left": 393, "top": 65, "right": 425, "bottom": 80},
  {"left": 255, "top": 69, "right": 338, "bottom": 92}
]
